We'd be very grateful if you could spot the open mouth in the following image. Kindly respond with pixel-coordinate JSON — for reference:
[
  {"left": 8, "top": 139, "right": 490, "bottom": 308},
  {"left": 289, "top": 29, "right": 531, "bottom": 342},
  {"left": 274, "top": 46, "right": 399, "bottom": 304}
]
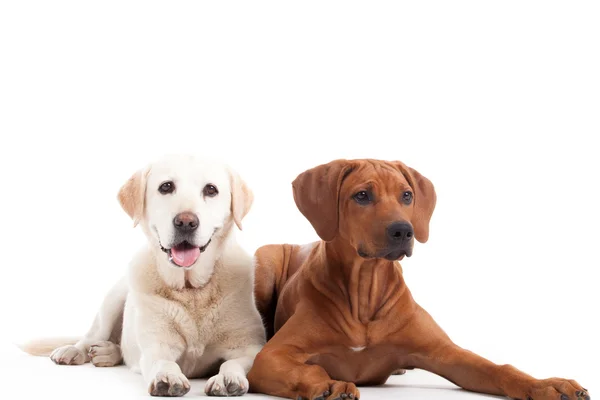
[{"left": 160, "top": 239, "right": 211, "bottom": 268}]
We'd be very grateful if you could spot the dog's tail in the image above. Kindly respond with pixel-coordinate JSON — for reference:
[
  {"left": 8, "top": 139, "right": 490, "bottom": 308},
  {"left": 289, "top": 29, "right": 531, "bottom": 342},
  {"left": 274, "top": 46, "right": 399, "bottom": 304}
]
[{"left": 18, "top": 337, "right": 80, "bottom": 357}]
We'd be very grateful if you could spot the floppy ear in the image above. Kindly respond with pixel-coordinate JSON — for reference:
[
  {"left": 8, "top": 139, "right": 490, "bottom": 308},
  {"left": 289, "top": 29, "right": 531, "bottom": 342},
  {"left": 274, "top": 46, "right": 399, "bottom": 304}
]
[
  {"left": 117, "top": 169, "right": 147, "bottom": 227},
  {"left": 229, "top": 169, "right": 254, "bottom": 230},
  {"left": 394, "top": 162, "right": 436, "bottom": 243},
  {"left": 292, "top": 160, "right": 354, "bottom": 242}
]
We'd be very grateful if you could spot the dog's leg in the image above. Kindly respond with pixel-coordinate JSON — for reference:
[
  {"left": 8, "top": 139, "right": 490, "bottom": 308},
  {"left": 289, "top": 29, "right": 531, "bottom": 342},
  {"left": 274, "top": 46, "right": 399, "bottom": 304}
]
[
  {"left": 248, "top": 317, "right": 360, "bottom": 400},
  {"left": 204, "top": 345, "right": 262, "bottom": 397},
  {"left": 137, "top": 317, "right": 191, "bottom": 397},
  {"left": 396, "top": 305, "right": 589, "bottom": 400},
  {"left": 50, "top": 277, "right": 127, "bottom": 366},
  {"left": 249, "top": 346, "right": 359, "bottom": 400},
  {"left": 140, "top": 347, "right": 190, "bottom": 397}
]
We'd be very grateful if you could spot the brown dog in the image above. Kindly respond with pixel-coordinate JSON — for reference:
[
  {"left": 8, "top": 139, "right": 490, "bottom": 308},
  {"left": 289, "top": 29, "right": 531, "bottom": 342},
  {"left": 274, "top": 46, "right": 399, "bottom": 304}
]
[{"left": 248, "top": 159, "right": 589, "bottom": 400}]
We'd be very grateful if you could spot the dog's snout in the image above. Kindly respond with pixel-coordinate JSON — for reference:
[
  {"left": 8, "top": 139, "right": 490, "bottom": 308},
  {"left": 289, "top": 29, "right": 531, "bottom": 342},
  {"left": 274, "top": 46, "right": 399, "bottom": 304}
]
[
  {"left": 173, "top": 212, "right": 199, "bottom": 232},
  {"left": 386, "top": 222, "right": 414, "bottom": 242}
]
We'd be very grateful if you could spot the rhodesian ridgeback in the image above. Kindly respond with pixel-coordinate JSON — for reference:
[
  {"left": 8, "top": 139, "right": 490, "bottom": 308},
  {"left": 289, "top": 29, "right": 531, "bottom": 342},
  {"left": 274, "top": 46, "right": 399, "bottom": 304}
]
[{"left": 248, "top": 159, "right": 589, "bottom": 400}]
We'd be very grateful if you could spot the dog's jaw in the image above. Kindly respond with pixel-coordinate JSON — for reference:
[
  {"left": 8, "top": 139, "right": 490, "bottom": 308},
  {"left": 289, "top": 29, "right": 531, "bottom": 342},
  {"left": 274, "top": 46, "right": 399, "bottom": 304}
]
[
  {"left": 152, "top": 225, "right": 214, "bottom": 270},
  {"left": 357, "top": 244, "right": 412, "bottom": 261},
  {"left": 151, "top": 243, "right": 216, "bottom": 290},
  {"left": 151, "top": 227, "right": 229, "bottom": 290}
]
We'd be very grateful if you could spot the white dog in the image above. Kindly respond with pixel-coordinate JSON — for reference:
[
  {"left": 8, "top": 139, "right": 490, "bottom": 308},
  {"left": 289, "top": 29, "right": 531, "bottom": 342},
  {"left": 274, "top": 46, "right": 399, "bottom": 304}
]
[{"left": 22, "top": 155, "right": 266, "bottom": 397}]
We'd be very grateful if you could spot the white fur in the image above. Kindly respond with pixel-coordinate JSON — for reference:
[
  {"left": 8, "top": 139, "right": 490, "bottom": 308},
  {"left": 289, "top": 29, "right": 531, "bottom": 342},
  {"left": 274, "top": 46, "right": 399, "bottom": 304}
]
[
  {"left": 350, "top": 346, "right": 366, "bottom": 352},
  {"left": 21, "top": 155, "right": 266, "bottom": 397}
]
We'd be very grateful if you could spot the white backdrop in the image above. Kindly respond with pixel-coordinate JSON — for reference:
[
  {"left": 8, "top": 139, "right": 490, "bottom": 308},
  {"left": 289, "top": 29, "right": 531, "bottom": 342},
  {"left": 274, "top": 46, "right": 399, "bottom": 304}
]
[{"left": 0, "top": 1, "right": 598, "bottom": 399}]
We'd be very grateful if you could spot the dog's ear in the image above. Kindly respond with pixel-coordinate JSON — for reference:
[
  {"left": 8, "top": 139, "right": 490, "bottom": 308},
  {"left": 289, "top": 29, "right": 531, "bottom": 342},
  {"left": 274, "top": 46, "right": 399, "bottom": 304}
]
[
  {"left": 393, "top": 161, "right": 436, "bottom": 243},
  {"left": 229, "top": 169, "right": 254, "bottom": 230},
  {"left": 118, "top": 169, "right": 147, "bottom": 227},
  {"left": 292, "top": 160, "right": 354, "bottom": 242}
]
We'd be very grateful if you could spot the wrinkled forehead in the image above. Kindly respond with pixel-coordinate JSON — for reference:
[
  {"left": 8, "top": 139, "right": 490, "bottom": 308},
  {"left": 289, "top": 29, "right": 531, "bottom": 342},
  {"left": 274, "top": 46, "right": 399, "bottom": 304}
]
[
  {"left": 146, "top": 155, "right": 230, "bottom": 188},
  {"left": 341, "top": 161, "right": 412, "bottom": 194}
]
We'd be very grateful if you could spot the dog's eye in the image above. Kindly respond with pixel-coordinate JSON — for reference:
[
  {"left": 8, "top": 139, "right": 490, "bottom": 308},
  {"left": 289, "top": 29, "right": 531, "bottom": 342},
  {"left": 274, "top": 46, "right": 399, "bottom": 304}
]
[
  {"left": 158, "top": 181, "right": 175, "bottom": 195},
  {"left": 203, "top": 184, "right": 218, "bottom": 197},
  {"left": 402, "top": 191, "right": 413, "bottom": 205},
  {"left": 353, "top": 191, "right": 371, "bottom": 204}
]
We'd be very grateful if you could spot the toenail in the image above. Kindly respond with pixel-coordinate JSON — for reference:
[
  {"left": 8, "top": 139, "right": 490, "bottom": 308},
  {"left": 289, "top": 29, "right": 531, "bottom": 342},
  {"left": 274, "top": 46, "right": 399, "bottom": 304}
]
[
  {"left": 561, "top": 394, "right": 569, "bottom": 400},
  {"left": 323, "top": 391, "right": 330, "bottom": 397}
]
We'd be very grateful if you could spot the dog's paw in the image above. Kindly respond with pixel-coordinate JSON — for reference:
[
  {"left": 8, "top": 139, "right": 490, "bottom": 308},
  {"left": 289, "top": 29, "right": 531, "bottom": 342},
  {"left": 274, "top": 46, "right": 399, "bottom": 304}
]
[
  {"left": 296, "top": 380, "right": 360, "bottom": 400},
  {"left": 50, "top": 345, "right": 88, "bottom": 365},
  {"left": 88, "top": 341, "right": 122, "bottom": 367},
  {"left": 148, "top": 372, "right": 190, "bottom": 397},
  {"left": 517, "top": 378, "right": 589, "bottom": 400},
  {"left": 205, "top": 371, "right": 249, "bottom": 396}
]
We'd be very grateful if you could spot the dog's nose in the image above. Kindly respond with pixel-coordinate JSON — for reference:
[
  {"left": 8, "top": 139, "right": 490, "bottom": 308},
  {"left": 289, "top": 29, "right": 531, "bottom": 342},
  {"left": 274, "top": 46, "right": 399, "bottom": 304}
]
[
  {"left": 386, "top": 222, "right": 414, "bottom": 242},
  {"left": 173, "top": 212, "right": 199, "bottom": 232}
]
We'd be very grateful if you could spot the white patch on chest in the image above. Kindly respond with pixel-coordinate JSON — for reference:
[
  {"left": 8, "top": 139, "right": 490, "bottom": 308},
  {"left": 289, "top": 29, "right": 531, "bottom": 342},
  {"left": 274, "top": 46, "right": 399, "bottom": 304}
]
[{"left": 350, "top": 346, "right": 366, "bottom": 352}]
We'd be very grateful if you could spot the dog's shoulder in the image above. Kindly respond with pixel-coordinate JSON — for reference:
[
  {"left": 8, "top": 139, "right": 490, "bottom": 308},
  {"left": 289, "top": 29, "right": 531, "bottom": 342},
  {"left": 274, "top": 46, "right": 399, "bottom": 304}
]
[
  {"left": 216, "top": 238, "right": 255, "bottom": 280},
  {"left": 209, "top": 240, "right": 266, "bottom": 346},
  {"left": 126, "top": 245, "right": 181, "bottom": 302},
  {"left": 127, "top": 246, "right": 159, "bottom": 291}
]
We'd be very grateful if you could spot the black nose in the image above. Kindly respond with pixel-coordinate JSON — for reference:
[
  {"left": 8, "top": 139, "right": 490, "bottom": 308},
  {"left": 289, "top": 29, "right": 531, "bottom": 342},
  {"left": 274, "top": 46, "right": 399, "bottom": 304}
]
[
  {"left": 173, "top": 212, "right": 199, "bottom": 232},
  {"left": 386, "top": 222, "right": 414, "bottom": 242}
]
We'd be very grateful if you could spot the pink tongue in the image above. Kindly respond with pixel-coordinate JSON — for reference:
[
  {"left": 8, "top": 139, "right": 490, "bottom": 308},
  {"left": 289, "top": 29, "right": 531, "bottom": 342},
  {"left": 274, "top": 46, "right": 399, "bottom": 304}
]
[{"left": 170, "top": 246, "right": 200, "bottom": 268}]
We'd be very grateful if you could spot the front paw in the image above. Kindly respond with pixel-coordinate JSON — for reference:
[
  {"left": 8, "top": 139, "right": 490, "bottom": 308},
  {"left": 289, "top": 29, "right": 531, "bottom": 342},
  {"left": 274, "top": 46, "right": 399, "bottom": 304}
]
[
  {"left": 50, "top": 345, "right": 88, "bottom": 365},
  {"left": 148, "top": 372, "right": 190, "bottom": 397},
  {"left": 297, "top": 380, "right": 360, "bottom": 400},
  {"left": 517, "top": 378, "right": 589, "bottom": 400},
  {"left": 205, "top": 372, "right": 249, "bottom": 396},
  {"left": 88, "top": 341, "right": 122, "bottom": 367}
]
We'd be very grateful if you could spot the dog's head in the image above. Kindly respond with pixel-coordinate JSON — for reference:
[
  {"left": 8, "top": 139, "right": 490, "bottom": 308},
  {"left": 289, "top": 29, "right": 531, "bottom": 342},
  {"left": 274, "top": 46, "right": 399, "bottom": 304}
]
[
  {"left": 292, "top": 159, "right": 436, "bottom": 261},
  {"left": 118, "top": 155, "right": 253, "bottom": 269}
]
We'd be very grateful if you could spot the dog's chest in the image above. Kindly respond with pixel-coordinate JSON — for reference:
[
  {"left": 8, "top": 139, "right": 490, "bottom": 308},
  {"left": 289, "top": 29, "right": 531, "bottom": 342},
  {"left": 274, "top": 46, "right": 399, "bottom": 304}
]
[
  {"left": 307, "top": 342, "right": 399, "bottom": 385},
  {"left": 304, "top": 316, "right": 403, "bottom": 384},
  {"left": 162, "top": 284, "right": 226, "bottom": 339}
]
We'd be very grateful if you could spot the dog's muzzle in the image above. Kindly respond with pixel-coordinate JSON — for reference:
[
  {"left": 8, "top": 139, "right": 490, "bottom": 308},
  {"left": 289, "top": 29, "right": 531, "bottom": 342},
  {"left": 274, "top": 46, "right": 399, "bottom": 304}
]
[{"left": 159, "top": 239, "right": 212, "bottom": 268}]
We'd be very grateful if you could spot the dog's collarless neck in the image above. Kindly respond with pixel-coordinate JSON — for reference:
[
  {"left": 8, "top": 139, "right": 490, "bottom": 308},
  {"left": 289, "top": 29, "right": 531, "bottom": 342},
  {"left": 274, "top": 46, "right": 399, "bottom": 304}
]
[{"left": 319, "top": 239, "right": 405, "bottom": 323}]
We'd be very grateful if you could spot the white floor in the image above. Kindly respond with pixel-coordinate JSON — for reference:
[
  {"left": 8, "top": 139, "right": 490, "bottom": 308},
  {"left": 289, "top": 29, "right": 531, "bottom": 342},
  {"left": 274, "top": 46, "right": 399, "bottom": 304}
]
[{"left": 2, "top": 343, "right": 501, "bottom": 400}]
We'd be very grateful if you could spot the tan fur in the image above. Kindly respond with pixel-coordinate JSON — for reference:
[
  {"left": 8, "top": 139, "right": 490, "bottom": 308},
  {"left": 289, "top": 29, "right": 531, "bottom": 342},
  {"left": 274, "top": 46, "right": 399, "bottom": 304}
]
[
  {"left": 249, "top": 158, "right": 588, "bottom": 400},
  {"left": 117, "top": 169, "right": 147, "bottom": 227},
  {"left": 230, "top": 168, "right": 254, "bottom": 230},
  {"left": 19, "top": 337, "right": 79, "bottom": 356}
]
